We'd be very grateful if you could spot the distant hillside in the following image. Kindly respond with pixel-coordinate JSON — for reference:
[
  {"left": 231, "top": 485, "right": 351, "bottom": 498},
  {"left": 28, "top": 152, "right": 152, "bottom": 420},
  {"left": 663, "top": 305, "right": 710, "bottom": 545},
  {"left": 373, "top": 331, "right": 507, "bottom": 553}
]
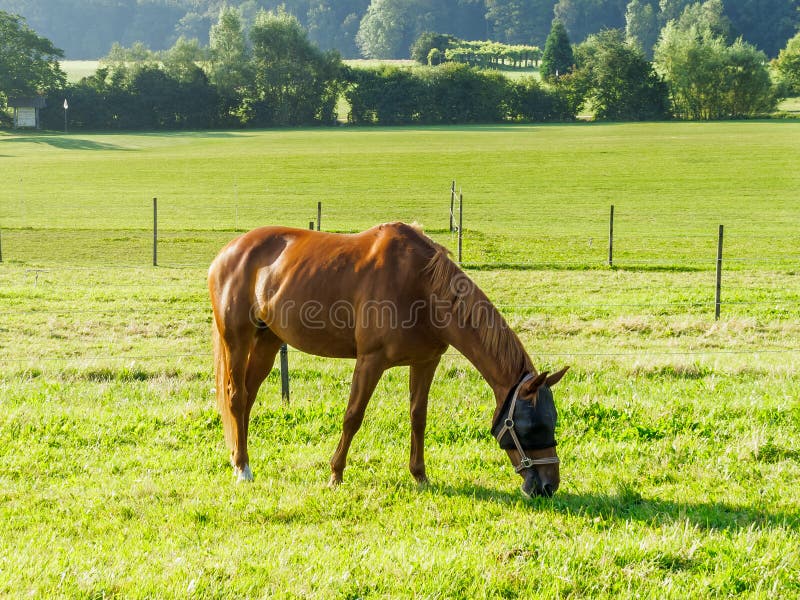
[{"left": 1, "top": 0, "right": 796, "bottom": 59}]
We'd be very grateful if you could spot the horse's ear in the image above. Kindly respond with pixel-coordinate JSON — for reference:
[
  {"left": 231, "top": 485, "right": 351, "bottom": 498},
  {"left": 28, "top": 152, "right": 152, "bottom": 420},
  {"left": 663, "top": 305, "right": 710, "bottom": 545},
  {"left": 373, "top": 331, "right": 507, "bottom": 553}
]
[
  {"left": 546, "top": 366, "right": 570, "bottom": 388},
  {"left": 520, "top": 372, "right": 548, "bottom": 396}
]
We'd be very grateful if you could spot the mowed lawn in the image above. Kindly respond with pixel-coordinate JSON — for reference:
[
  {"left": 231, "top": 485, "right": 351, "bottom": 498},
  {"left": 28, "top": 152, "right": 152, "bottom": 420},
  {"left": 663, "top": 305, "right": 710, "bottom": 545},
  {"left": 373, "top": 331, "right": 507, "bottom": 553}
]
[{"left": 1, "top": 123, "right": 799, "bottom": 598}]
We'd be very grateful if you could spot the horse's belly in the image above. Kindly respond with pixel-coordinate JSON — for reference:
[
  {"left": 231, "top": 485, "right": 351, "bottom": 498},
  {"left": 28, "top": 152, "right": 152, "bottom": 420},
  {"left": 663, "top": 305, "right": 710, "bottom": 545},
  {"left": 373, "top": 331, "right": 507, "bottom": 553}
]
[{"left": 273, "top": 326, "right": 358, "bottom": 359}]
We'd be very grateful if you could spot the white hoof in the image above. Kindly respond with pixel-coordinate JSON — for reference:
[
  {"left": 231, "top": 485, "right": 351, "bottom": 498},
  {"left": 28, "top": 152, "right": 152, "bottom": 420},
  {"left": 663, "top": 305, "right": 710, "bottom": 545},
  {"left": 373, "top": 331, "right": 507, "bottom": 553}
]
[{"left": 234, "top": 464, "right": 254, "bottom": 483}]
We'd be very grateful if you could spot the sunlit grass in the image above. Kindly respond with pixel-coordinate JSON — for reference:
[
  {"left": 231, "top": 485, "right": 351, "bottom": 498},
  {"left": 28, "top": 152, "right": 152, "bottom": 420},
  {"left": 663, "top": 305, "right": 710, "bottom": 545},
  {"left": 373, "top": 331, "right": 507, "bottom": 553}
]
[{"left": 1, "top": 124, "right": 799, "bottom": 597}]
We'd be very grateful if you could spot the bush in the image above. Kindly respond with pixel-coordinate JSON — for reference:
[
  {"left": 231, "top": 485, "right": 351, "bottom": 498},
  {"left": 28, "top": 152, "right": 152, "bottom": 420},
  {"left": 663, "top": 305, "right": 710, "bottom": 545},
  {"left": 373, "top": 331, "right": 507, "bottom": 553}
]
[
  {"left": 418, "top": 63, "right": 509, "bottom": 123},
  {"left": 508, "top": 77, "right": 579, "bottom": 122},
  {"left": 344, "top": 66, "right": 427, "bottom": 124}
]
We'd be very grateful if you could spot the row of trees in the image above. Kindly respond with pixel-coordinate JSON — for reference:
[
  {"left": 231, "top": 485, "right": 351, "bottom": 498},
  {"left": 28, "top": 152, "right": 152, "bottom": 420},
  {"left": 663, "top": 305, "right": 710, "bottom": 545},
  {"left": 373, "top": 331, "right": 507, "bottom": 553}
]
[
  {"left": 1, "top": 0, "right": 797, "bottom": 60},
  {"left": 411, "top": 34, "right": 543, "bottom": 68},
  {"left": 2, "top": 4, "right": 798, "bottom": 130},
  {"left": 33, "top": 8, "right": 342, "bottom": 129},
  {"left": 414, "top": 0, "right": 788, "bottom": 121}
]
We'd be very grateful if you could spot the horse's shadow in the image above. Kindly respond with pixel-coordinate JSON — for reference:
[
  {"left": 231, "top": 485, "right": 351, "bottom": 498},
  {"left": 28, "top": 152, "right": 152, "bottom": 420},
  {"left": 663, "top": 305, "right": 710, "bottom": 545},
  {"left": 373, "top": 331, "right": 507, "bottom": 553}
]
[{"left": 426, "top": 482, "right": 799, "bottom": 532}]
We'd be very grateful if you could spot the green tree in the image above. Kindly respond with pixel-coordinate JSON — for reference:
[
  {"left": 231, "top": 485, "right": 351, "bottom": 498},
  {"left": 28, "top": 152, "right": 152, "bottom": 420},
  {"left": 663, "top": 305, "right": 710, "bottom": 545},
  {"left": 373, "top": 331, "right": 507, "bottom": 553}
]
[
  {"left": 410, "top": 32, "right": 459, "bottom": 64},
  {"left": 674, "top": 0, "right": 730, "bottom": 40},
  {"left": 625, "top": 0, "right": 659, "bottom": 58},
  {"left": 209, "top": 6, "right": 250, "bottom": 92},
  {"left": 773, "top": 32, "right": 800, "bottom": 95},
  {"left": 101, "top": 41, "right": 159, "bottom": 72},
  {"left": 355, "top": 0, "right": 436, "bottom": 58},
  {"left": 657, "top": 0, "right": 693, "bottom": 22},
  {"left": 248, "top": 9, "right": 343, "bottom": 125},
  {"left": 654, "top": 14, "right": 775, "bottom": 119},
  {"left": 724, "top": 0, "right": 798, "bottom": 58},
  {"left": 306, "top": 0, "right": 370, "bottom": 57},
  {"left": 0, "top": 10, "right": 65, "bottom": 114},
  {"left": 575, "top": 28, "right": 669, "bottom": 119},
  {"left": 722, "top": 37, "right": 775, "bottom": 116},
  {"left": 554, "top": 0, "right": 629, "bottom": 43},
  {"left": 163, "top": 36, "right": 206, "bottom": 83},
  {"left": 485, "top": 0, "right": 556, "bottom": 46},
  {"left": 541, "top": 20, "right": 575, "bottom": 81}
]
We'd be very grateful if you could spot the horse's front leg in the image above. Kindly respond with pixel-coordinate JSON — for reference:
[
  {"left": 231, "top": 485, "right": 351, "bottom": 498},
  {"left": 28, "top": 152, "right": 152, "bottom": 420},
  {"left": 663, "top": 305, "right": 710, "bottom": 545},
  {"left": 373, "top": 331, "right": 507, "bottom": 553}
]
[
  {"left": 329, "top": 352, "right": 387, "bottom": 487},
  {"left": 408, "top": 357, "right": 441, "bottom": 485}
]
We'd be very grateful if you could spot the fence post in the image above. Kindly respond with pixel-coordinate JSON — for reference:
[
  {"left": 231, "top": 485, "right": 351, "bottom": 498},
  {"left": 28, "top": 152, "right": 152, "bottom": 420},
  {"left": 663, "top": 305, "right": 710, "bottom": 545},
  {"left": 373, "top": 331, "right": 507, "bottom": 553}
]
[
  {"left": 715, "top": 224, "right": 724, "bottom": 320},
  {"left": 457, "top": 191, "right": 463, "bottom": 264},
  {"left": 608, "top": 205, "right": 614, "bottom": 267},
  {"left": 0, "top": 229, "right": 3, "bottom": 263},
  {"left": 309, "top": 221, "right": 315, "bottom": 230},
  {"left": 317, "top": 201, "right": 322, "bottom": 231},
  {"left": 153, "top": 197, "right": 158, "bottom": 267},
  {"left": 450, "top": 181, "right": 455, "bottom": 232},
  {"left": 280, "top": 344, "right": 290, "bottom": 404}
]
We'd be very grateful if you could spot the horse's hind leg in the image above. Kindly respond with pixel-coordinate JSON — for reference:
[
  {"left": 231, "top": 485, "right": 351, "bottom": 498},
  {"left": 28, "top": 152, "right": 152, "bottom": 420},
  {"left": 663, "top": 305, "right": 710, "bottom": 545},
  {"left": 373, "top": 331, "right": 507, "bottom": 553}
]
[
  {"left": 243, "top": 328, "right": 284, "bottom": 452},
  {"left": 220, "top": 326, "right": 253, "bottom": 482},
  {"left": 223, "top": 326, "right": 283, "bottom": 483}
]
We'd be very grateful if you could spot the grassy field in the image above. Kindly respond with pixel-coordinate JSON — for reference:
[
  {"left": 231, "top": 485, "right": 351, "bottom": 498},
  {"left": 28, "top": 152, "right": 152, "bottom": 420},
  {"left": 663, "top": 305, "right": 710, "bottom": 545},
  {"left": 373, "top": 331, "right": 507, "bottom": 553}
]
[{"left": 1, "top": 123, "right": 799, "bottom": 598}]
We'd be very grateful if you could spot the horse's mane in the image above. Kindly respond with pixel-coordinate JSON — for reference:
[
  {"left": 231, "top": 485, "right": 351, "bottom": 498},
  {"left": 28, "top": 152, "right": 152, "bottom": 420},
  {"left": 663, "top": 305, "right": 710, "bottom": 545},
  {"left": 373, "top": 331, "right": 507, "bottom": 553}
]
[{"left": 423, "top": 240, "right": 533, "bottom": 377}]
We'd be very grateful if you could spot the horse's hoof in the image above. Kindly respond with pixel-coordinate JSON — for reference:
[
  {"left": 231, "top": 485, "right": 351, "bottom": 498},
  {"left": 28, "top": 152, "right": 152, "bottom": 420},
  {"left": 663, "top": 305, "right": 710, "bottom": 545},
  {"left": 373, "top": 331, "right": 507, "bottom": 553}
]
[
  {"left": 327, "top": 474, "right": 342, "bottom": 489},
  {"left": 414, "top": 476, "right": 430, "bottom": 489},
  {"left": 234, "top": 464, "right": 254, "bottom": 483}
]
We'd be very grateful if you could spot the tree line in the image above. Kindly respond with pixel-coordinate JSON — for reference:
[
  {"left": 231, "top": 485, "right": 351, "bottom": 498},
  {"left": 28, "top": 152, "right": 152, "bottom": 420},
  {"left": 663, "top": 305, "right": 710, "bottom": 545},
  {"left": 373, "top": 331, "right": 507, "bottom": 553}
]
[
  {"left": 0, "top": 0, "right": 796, "bottom": 60},
  {"left": 2, "top": 4, "right": 799, "bottom": 130}
]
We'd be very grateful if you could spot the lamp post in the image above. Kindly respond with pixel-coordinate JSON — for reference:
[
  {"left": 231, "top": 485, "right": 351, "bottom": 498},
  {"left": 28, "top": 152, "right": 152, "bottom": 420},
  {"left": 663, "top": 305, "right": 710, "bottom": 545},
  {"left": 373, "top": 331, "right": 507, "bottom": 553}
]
[{"left": 63, "top": 99, "right": 68, "bottom": 133}]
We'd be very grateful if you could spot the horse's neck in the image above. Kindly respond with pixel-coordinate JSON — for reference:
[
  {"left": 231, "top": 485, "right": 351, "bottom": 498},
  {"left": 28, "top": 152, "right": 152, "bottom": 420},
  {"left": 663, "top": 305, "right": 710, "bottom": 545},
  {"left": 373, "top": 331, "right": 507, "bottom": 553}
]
[{"left": 440, "top": 293, "right": 532, "bottom": 404}]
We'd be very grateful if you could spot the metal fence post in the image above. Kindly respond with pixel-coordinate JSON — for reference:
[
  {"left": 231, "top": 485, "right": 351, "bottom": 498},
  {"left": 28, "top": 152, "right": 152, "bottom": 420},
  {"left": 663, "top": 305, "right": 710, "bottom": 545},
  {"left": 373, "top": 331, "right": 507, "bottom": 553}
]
[
  {"left": 317, "top": 202, "right": 322, "bottom": 231},
  {"left": 608, "top": 205, "right": 614, "bottom": 267},
  {"left": 153, "top": 197, "right": 158, "bottom": 266},
  {"left": 280, "top": 344, "right": 290, "bottom": 404},
  {"left": 457, "top": 192, "right": 463, "bottom": 264},
  {"left": 450, "top": 181, "right": 455, "bottom": 232},
  {"left": 715, "top": 224, "right": 724, "bottom": 320}
]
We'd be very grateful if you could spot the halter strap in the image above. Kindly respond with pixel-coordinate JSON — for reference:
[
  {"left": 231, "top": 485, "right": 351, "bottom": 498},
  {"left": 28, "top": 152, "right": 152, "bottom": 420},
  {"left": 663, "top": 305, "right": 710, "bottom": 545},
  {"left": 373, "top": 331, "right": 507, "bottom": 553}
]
[{"left": 494, "top": 373, "right": 560, "bottom": 473}]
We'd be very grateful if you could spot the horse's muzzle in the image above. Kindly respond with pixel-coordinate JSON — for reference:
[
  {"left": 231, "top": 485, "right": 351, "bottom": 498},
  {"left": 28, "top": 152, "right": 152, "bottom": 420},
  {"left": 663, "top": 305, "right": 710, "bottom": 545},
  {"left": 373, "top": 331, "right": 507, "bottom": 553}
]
[{"left": 521, "top": 469, "right": 559, "bottom": 498}]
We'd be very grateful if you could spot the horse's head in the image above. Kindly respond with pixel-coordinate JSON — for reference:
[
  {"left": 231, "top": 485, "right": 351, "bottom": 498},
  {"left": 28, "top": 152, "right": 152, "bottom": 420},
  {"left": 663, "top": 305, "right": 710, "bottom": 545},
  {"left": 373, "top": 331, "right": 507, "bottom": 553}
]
[{"left": 492, "top": 367, "right": 569, "bottom": 498}]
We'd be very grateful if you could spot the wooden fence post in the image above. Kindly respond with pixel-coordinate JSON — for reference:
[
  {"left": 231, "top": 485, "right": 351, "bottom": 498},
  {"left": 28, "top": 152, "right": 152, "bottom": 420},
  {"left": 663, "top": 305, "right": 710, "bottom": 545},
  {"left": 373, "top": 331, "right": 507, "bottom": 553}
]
[
  {"left": 153, "top": 197, "right": 158, "bottom": 267},
  {"left": 608, "top": 205, "right": 614, "bottom": 267},
  {"left": 715, "top": 224, "right": 724, "bottom": 320},
  {"left": 280, "top": 344, "right": 290, "bottom": 404},
  {"left": 317, "top": 201, "right": 322, "bottom": 231},
  {"left": 309, "top": 221, "right": 315, "bottom": 230},
  {"left": 457, "top": 191, "right": 463, "bottom": 264}
]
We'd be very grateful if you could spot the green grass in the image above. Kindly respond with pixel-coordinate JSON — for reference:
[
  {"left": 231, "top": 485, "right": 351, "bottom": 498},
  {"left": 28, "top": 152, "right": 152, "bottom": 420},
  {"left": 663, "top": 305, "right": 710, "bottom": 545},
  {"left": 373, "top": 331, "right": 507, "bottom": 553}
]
[
  {"left": 777, "top": 96, "right": 800, "bottom": 114},
  {"left": 60, "top": 60, "right": 102, "bottom": 83},
  {"left": 1, "top": 123, "right": 799, "bottom": 598}
]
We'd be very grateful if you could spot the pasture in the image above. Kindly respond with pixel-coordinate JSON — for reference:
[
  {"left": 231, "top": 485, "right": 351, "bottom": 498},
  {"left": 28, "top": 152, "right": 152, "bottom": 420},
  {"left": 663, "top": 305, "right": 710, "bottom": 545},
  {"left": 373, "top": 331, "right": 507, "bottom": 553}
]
[{"left": 1, "top": 122, "right": 799, "bottom": 598}]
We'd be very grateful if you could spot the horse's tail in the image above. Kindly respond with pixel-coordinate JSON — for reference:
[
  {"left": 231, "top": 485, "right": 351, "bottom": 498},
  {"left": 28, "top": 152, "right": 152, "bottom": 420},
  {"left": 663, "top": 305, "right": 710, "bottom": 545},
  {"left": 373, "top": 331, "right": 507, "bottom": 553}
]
[{"left": 212, "top": 314, "right": 234, "bottom": 454}]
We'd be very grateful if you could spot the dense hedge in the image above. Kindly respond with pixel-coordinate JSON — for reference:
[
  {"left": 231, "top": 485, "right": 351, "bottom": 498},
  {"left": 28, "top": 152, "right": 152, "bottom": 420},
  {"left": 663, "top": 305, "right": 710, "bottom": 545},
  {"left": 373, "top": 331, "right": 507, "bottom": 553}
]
[
  {"left": 345, "top": 63, "right": 578, "bottom": 125},
  {"left": 38, "top": 62, "right": 578, "bottom": 130}
]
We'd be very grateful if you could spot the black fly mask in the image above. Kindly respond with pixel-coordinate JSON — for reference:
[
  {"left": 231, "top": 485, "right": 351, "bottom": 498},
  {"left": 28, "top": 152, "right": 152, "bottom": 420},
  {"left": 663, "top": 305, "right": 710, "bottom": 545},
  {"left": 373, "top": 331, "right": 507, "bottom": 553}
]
[{"left": 491, "top": 373, "right": 559, "bottom": 472}]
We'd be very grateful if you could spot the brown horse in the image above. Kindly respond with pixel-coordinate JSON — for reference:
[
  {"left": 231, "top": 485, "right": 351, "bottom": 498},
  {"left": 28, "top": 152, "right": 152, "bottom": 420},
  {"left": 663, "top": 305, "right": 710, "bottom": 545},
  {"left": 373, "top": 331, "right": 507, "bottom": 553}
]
[{"left": 208, "top": 222, "right": 568, "bottom": 497}]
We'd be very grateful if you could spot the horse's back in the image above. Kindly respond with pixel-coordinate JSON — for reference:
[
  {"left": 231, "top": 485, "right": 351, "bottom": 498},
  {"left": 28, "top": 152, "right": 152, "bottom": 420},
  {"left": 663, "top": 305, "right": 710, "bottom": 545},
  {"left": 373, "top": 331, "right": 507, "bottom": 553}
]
[{"left": 209, "top": 222, "right": 446, "bottom": 358}]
